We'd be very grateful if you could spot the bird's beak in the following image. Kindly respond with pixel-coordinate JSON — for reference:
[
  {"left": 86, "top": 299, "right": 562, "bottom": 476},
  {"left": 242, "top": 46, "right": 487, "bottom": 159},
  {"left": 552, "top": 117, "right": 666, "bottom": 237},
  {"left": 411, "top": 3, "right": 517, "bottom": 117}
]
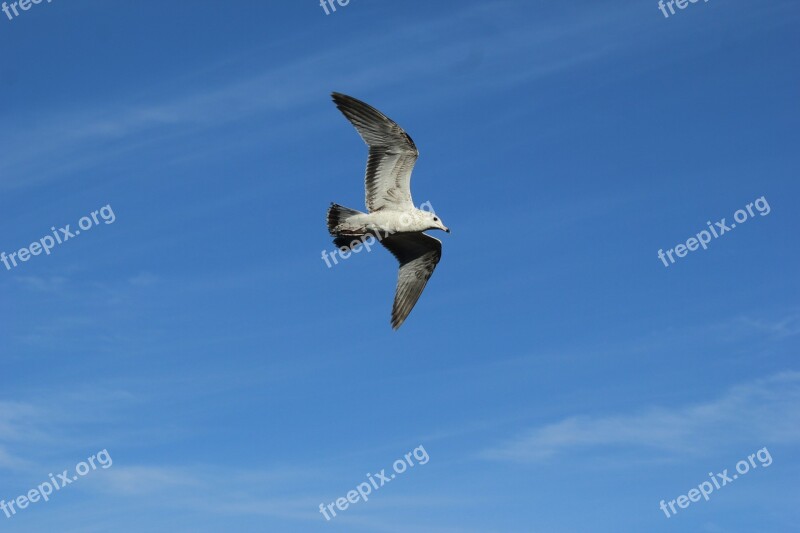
[{"left": 444, "top": 227, "right": 450, "bottom": 233}]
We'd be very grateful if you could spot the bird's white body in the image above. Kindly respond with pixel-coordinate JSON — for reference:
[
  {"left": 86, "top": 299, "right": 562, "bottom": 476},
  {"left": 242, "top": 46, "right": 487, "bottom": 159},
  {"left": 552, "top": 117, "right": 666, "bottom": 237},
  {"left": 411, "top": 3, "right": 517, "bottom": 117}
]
[{"left": 333, "top": 208, "right": 443, "bottom": 236}]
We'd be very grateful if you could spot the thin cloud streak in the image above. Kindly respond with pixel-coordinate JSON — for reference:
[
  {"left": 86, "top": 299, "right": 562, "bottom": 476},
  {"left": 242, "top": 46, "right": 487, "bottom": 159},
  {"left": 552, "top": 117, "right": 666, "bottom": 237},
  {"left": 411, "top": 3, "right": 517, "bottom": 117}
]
[
  {"left": 482, "top": 372, "right": 800, "bottom": 462},
  {"left": 0, "top": 1, "right": 630, "bottom": 192}
]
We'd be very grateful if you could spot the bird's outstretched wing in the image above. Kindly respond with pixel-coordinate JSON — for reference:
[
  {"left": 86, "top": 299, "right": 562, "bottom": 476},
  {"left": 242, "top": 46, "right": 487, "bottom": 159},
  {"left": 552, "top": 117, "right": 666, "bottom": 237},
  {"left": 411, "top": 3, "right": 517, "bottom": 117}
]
[
  {"left": 332, "top": 92, "right": 419, "bottom": 212},
  {"left": 380, "top": 233, "right": 442, "bottom": 330}
]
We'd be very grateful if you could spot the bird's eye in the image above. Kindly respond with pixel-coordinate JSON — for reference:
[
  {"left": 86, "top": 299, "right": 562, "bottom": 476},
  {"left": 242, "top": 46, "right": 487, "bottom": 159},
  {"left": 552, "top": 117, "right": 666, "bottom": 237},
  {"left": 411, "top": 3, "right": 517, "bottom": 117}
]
[{"left": 433, "top": 217, "right": 438, "bottom": 222}]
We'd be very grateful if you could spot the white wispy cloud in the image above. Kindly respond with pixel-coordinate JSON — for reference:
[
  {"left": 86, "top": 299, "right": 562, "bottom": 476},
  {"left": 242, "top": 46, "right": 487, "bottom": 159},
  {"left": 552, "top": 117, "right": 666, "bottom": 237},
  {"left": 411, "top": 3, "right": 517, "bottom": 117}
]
[
  {"left": 0, "top": 401, "right": 49, "bottom": 471},
  {"left": 482, "top": 372, "right": 800, "bottom": 462},
  {"left": 98, "top": 466, "right": 202, "bottom": 495},
  {"left": 13, "top": 275, "right": 68, "bottom": 292},
  {"left": 0, "top": 389, "right": 141, "bottom": 475},
  {"left": 736, "top": 314, "right": 800, "bottom": 339},
  {"left": 0, "top": 0, "right": 627, "bottom": 192}
]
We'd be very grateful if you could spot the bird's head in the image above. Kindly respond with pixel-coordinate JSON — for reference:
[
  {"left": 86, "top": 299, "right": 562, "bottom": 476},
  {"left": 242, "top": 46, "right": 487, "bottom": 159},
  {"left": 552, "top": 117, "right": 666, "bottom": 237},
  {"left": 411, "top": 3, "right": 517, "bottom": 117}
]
[{"left": 425, "top": 211, "right": 450, "bottom": 233}]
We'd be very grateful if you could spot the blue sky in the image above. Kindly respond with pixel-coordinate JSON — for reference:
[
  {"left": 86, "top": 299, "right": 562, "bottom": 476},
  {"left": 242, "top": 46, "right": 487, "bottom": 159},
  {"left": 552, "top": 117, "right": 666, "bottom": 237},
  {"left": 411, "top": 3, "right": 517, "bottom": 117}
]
[{"left": 0, "top": 0, "right": 798, "bottom": 531}]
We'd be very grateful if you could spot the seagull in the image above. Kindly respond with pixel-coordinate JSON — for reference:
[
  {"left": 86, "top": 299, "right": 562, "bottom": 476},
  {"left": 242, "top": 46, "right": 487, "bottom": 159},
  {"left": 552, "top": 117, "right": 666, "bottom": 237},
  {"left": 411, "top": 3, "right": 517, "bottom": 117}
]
[{"left": 326, "top": 92, "right": 450, "bottom": 330}]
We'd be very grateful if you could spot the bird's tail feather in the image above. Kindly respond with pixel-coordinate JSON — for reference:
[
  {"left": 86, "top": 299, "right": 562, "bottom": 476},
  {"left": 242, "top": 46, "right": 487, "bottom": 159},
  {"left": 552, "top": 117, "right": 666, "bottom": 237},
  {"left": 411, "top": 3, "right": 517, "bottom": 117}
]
[{"left": 327, "top": 203, "right": 364, "bottom": 235}]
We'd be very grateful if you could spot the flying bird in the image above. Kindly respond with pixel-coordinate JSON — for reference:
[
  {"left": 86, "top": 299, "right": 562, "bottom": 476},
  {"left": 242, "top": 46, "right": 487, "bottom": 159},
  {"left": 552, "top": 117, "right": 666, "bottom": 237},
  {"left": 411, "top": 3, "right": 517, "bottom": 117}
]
[{"left": 327, "top": 92, "right": 450, "bottom": 330}]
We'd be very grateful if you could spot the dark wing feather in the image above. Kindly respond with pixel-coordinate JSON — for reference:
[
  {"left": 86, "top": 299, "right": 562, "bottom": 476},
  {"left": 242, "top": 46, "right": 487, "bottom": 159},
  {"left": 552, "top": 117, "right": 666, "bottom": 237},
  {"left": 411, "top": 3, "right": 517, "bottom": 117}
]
[
  {"left": 379, "top": 233, "right": 442, "bottom": 330},
  {"left": 332, "top": 92, "right": 418, "bottom": 212}
]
